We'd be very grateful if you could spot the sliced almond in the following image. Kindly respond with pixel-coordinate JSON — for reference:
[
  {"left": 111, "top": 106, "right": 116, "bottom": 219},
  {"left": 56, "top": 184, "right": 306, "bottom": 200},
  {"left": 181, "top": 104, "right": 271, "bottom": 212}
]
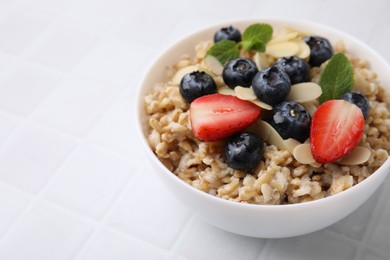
[
  {"left": 269, "top": 32, "right": 299, "bottom": 44},
  {"left": 249, "top": 99, "right": 273, "bottom": 110},
  {"left": 283, "top": 138, "right": 301, "bottom": 154},
  {"left": 301, "top": 101, "right": 318, "bottom": 116},
  {"left": 256, "top": 121, "right": 286, "bottom": 150},
  {"left": 286, "top": 82, "right": 322, "bottom": 103},
  {"left": 235, "top": 86, "right": 257, "bottom": 101},
  {"left": 253, "top": 52, "right": 269, "bottom": 70},
  {"left": 293, "top": 143, "right": 316, "bottom": 164},
  {"left": 218, "top": 86, "right": 235, "bottom": 96},
  {"left": 203, "top": 55, "right": 224, "bottom": 76},
  {"left": 172, "top": 64, "right": 200, "bottom": 85},
  {"left": 293, "top": 39, "right": 311, "bottom": 60},
  {"left": 266, "top": 41, "right": 300, "bottom": 58},
  {"left": 338, "top": 146, "right": 371, "bottom": 165}
]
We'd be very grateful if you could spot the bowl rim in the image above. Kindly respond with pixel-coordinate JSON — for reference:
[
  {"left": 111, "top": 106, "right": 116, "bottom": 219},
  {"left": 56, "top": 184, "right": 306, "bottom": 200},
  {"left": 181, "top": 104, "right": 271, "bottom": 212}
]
[{"left": 135, "top": 17, "right": 390, "bottom": 210}]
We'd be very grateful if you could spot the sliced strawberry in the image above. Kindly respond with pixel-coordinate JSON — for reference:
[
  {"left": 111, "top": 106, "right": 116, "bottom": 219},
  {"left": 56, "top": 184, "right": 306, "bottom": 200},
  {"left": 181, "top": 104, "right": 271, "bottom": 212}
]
[
  {"left": 310, "top": 100, "right": 365, "bottom": 164},
  {"left": 190, "top": 94, "right": 261, "bottom": 142}
]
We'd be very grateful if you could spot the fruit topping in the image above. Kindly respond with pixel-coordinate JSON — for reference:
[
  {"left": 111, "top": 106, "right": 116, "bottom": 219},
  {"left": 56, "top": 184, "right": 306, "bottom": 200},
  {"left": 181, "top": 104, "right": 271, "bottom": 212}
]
[
  {"left": 190, "top": 94, "right": 261, "bottom": 142},
  {"left": 224, "top": 132, "right": 264, "bottom": 172},
  {"left": 339, "top": 91, "right": 370, "bottom": 118},
  {"left": 252, "top": 66, "right": 291, "bottom": 106},
  {"left": 274, "top": 56, "right": 309, "bottom": 84},
  {"left": 310, "top": 100, "right": 365, "bottom": 164},
  {"left": 223, "top": 58, "right": 258, "bottom": 88},
  {"left": 269, "top": 101, "right": 311, "bottom": 143},
  {"left": 214, "top": 26, "right": 242, "bottom": 43},
  {"left": 179, "top": 71, "right": 217, "bottom": 103},
  {"left": 303, "top": 36, "right": 333, "bottom": 67}
]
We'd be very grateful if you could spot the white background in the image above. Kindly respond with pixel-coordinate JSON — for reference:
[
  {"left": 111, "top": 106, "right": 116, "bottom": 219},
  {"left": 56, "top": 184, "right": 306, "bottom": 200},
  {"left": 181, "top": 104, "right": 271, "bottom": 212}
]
[{"left": 0, "top": 0, "right": 389, "bottom": 259}]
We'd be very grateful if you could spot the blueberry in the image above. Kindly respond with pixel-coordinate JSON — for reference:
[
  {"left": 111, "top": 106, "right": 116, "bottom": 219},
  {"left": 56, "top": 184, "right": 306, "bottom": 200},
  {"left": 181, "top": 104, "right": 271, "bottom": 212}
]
[
  {"left": 252, "top": 66, "right": 291, "bottom": 106},
  {"left": 339, "top": 91, "right": 370, "bottom": 118},
  {"left": 179, "top": 71, "right": 217, "bottom": 103},
  {"left": 225, "top": 132, "right": 263, "bottom": 172},
  {"left": 214, "top": 26, "right": 242, "bottom": 43},
  {"left": 269, "top": 101, "right": 311, "bottom": 143},
  {"left": 274, "top": 56, "right": 309, "bottom": 84},
  {"left": 303, "top": 36, "right": 333, "bottom": 67},
  {"left": 222, "top": 58, "right": 258, "bottom": 89}
]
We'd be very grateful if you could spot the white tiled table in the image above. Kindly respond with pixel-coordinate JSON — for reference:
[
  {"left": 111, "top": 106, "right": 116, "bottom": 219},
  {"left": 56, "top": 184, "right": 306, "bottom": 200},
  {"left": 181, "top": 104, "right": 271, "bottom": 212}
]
[{"left": 0, "top": 0, "right": 389, "bottom": 259}]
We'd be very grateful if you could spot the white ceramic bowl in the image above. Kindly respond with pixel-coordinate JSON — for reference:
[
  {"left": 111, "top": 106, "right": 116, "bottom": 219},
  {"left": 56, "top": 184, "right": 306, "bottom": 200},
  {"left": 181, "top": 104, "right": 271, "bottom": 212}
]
[{"left": 136, "top": 19, "right": 390, "bottom": 238}]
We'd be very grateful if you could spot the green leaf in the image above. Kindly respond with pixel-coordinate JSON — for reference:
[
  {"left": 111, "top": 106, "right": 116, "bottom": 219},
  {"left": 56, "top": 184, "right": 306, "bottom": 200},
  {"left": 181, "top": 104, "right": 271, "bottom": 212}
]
[
  {"left": 206, "top": 39, "right": 240, "bottom": 65},
  {"left": 241, "top": 23, "right": 273, "bottom": 52},
  {"left": 319, "top": 53, "right": 354, "bottom": 103},
  {"left": 241, "top": 39, "right": 266, "bottom": 52}
]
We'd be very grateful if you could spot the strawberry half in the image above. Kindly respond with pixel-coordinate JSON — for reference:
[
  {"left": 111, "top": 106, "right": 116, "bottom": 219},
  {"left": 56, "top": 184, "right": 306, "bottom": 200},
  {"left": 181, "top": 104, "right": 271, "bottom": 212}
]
[
  {"left": 310, "top": 99, "right": 365, "bottom": 164},
  {"left": 190, "top": 94, "right": 261, "bottom": 142}
]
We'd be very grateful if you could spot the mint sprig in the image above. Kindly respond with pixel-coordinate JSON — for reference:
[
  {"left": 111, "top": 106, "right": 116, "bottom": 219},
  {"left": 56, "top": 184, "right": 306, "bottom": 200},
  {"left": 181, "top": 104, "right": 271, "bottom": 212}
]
[
  {"left": 318, "top": 53, "right": 354, "bottom": 103},
  {"left": 206, "top": 39, "right": 240, "bottom": 65},
  {"left": 241, "top": 23, "right": 273, "bottom": 52},
  {"left": 206, "top": 23, "right": 273, "bottom": 65}
]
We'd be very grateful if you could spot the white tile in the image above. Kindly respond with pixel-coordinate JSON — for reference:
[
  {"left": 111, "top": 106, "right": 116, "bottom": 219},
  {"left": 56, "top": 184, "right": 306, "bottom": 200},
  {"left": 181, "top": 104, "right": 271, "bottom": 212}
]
[
  {"left": 310, "top": 0, "right": 387, "bottom": 44},
  {"left": 357, "top": 247, "right": 390, "bottom": 260},
  {"left": 88, "top": 94, "right": 144, "bottom": 159},
  {"left": 367, "top": 192, "right": 390, "bottom": 250},
  {"left": 111, "top": 2, "right": 182, "bottom": 47},
  {"left": 45, "top": 144, "right": 135, "bottom": 219},
  {"left": 32, "top": 74, "right": 120, "bottom": 136},
  {"left": 176, "top": 217, "right": 265, "bottom": 260},
  {"left": 191, "top": 0, "right": 258, "bottom": 17},
  {"left": 26, "top": 24, "right": 99, "bottom": 71},
  {"left": 0, "top": 12, "right": 47, "bottom": 54},
  {"left": 0, "top": 202, "right": 92, "bottom": 260},
  {"left": 328, "top": 188, "right": 381, "bottom": 240},
  {"left": 59, "top": 0, "right": 131, "bottom": 32},
  {"left": 0, "top": 112, "right": 19, "bottom": 143},
  {"left": 0, "top": 123, "right": 77, "bottom": 193},
  {"left": 0, "top": 183, "right": 30, "bottom": 238},
  {"left": 249, "top": 0, "right": 325, "bottom": 21},
  {"left": 159, "top": 11, "right": 228, "bottom": 50},
  {"left": 74, "top": 37, "right": 151, "bottom": 87},
  {"left": 79, "top": 229, "right": 166, "bottom": 260},
  {"left": 108, "top": 164, "right": 191, "bottom": 249},
  {"left": 0, "top": 61, "right": 62, "bottom": 116},
  {"left": 263, "top": 230, "right": 357, "bottom": 260},
  {"left": 18, "top": 0, "right": 74, "bottom": 19},
  {"left": 0, "top": 52, "right": 13, "bottom": 72}
]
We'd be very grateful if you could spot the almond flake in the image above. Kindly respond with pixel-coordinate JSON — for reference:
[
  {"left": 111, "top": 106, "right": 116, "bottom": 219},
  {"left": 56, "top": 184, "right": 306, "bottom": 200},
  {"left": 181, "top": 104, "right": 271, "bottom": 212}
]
[
  {"left": 253, "top": 52, "right": 269, "bottom": 70},
  {"left": 301, "top": 101, "right": 318, "bottom": 116},
  {"left": 283, "top": 138, "right": 301, "bottom": 154},
  {"left": 256, "top": 120, "right": 286, "bottom": 150},
  {"left": 338, "top": 146, "right": 371, "bottom": 165},
  {"left": 286, "top": 82, "right": 322, "bottom": 103},
  {"left": 249, "top": 99, "right": 273, "bottom": 110},
  {"left": 172, "top": 65, "right": 200, "bottom": 85},
  {"left": 235, "top": 86, "right": 257, "bottom": 101},
  {"left": 269, "top": 32, "right": 299, "bottom": 44},
  {"left": 203, "top": 55, "right": 224, "bottom": 76},
  {"left": 293, "top": 143, "right": 316, "bottom": 164},
  {"left": 293, "top": 39, "right": 311, "bottom": 59},
  {"left": 266, "top": 41, "right": 300, "bottom": 58},
  {"left": 218, "top": 87, "right": 235, "bottom": 96}
]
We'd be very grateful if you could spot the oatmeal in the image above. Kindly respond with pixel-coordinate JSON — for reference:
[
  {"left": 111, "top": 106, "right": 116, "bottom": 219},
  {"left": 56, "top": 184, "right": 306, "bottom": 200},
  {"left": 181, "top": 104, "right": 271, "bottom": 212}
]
[{"left": 144, "top": 24, "right": 390, "bottom": 205}]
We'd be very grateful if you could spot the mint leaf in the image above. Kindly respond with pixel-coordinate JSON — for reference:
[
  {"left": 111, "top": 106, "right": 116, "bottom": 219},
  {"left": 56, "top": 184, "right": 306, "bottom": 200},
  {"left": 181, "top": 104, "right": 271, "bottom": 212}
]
[
  {"left": 241, "top": 23, "right": 273, "bottom": 52},
  {"left": 206, "top": 39, "right": 240, "bottom": 65},
  {"left": 318, "top": 53, "right": 354, "bottom": 103},
  {"left": 241, "top": 39, "right": 266, "bottom": 52}
]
